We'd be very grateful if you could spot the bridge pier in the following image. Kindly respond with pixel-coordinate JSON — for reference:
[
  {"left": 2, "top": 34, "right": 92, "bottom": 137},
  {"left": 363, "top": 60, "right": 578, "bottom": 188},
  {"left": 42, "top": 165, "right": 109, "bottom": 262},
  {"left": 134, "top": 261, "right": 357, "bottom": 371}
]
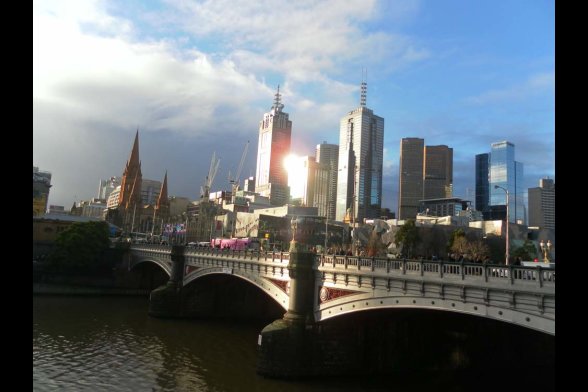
[
  {"left": 257, "top": 240, "right": 317, "bottom": 378},
  {"left": 149, "top": 245, "right": 185, "bottom": 318}
]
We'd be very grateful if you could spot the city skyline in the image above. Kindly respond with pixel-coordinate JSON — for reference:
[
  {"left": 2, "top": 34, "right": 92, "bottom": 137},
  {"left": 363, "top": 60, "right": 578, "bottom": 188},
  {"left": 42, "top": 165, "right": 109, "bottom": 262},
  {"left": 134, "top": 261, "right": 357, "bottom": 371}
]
[{"left": 33, "top": 0, "right": 555, "bottom": 212}]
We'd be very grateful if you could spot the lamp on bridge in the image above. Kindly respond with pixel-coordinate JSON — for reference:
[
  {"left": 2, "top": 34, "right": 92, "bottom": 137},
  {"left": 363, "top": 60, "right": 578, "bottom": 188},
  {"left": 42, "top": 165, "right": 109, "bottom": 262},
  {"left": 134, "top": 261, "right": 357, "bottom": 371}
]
[
  {"left": 539, "top": 240, "right": 552, "bottom": 264},
  {"left": 494, "top": 185, "right": 510, "bottom": 265}
]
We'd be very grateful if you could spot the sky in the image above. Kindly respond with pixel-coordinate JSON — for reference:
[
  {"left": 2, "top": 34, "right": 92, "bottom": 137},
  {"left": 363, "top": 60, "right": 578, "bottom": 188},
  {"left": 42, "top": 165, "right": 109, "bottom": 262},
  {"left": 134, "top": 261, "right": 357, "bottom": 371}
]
[{"left": 33, "top": 0, "right": 555, "bottom": 215}]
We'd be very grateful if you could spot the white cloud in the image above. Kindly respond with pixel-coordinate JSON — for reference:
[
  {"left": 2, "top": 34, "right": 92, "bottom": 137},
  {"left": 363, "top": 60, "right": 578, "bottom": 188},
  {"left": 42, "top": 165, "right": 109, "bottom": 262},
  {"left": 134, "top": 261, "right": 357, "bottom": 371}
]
[
  {"left": 164, "top": 0, "right": 428, "bottom": 79},
  {"left": 33, "top": 0, "right": 430, "bottom": 207},
  {"left": 465, "top": 72, "right": 555, "bottom": 105}
]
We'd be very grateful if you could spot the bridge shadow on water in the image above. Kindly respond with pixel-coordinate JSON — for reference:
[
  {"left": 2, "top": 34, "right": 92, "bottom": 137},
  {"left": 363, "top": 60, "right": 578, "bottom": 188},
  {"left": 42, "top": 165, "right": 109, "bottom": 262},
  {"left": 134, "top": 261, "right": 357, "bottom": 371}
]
[
  {"left": 306, "top": 308, "right": 555, "bottom": 391},
  {"left": 179, "top": 274, "right": 554, "bottom": 390}
]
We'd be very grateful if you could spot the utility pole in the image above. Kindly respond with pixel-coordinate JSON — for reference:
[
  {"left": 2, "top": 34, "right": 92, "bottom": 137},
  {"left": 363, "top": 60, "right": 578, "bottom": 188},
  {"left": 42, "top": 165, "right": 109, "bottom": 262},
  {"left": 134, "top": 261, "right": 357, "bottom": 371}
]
[
  {"left": 324, "top": 201, "right": 329, "bottom": 254},
  {"left": 351, "top": 164, "right": 358, "bottom": 255}
]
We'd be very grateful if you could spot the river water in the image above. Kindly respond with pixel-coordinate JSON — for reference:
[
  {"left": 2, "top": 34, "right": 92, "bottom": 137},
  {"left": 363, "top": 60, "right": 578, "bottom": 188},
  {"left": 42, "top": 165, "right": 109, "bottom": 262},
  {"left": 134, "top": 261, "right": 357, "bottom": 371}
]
[{"left": 33, "top": 296, "right": 553, "bottom": 391}]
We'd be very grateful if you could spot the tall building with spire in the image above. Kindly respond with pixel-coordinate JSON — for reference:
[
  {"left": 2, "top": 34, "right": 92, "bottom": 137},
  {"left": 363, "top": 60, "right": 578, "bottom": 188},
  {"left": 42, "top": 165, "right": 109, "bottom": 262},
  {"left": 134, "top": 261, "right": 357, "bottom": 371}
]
[
  {"left": 335, "top": 77, "right": 385, "bottom": 223},
  {"left": 254, "top": 86, "right": 292, "bottom": 206}
]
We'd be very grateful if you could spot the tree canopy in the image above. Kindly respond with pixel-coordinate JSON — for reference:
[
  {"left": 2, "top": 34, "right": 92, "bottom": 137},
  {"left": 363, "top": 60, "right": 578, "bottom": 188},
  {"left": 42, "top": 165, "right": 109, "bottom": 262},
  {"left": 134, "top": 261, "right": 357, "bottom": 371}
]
[
  {"left": 48, "top": 221, "right": 111, "bottom": 272},
  {"left": 512, "top": 240, "right": 538, "bottom": 261},
  {"left": 394, "top": 219, "right": 420, "bottom": 259}
]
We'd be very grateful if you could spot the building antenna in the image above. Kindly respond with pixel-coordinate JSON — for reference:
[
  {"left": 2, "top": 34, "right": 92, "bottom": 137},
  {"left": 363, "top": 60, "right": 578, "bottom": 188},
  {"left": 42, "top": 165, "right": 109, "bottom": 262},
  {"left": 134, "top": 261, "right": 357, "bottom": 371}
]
[
  {"left": 360, "top": 68, "right": 367, "bottom": 107},
  {"left": 272, "top": 85, "right": 284, "bottom": 112}
]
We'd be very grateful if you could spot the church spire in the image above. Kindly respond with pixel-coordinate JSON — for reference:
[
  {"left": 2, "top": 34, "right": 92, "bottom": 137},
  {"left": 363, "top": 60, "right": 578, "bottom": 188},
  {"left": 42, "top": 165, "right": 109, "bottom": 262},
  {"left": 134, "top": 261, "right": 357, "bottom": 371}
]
[
  {"left": 128, "top": 129, "right": 140, "bottom": 168},
  {"left": 126, "top": 172, "right": 141, "bottom": 209},
  {"left": 119, "top": 130, "right": 143, "bottom": 212},
  {"left": 156, "top": 171, "right": 169, "bottom": 210}
]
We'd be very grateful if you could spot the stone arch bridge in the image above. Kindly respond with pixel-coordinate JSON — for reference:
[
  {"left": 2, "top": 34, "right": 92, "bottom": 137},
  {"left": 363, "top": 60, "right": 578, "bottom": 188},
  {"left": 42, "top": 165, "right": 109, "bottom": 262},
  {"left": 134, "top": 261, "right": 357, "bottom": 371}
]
[
  {"left": 130, "top": 244, "right": 554, "bottom": 334},
  {"left": 129, "top": 242, "right": 555, "bottom": 377}
]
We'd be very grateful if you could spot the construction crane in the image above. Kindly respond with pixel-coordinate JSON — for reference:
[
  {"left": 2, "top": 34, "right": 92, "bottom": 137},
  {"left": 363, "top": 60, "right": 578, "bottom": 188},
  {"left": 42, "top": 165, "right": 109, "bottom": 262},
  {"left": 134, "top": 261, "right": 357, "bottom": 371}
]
[
  {"left": 201, "top": 151, "right": 220, "bottom": 199},
  {"left": 228, "top": 141, "right": 249, "bottom": 200}
]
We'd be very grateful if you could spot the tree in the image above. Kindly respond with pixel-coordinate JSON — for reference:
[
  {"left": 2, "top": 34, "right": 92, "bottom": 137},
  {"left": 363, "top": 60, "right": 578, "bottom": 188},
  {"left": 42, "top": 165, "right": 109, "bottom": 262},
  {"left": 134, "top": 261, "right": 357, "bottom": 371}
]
[
  {"left": 367, "top": 227, "right": 386, "bottom": 257},
  {"left": 451, "top": 236, "right": 469, "bottom": 259},
  {"left": 447, "top": 229, "right": 466, "bottom": 253},
  {"left": 512, "top": 240, "right": 538, "bottom": 261},
  {"left": 48, "top": 221, "right": 111, "bottom": 273},
  {"left": 394, "top": 219, "right": 420, "bottom": 259},
  {"left": 466, "top": 240, "right": 490, "bottom": 262}
]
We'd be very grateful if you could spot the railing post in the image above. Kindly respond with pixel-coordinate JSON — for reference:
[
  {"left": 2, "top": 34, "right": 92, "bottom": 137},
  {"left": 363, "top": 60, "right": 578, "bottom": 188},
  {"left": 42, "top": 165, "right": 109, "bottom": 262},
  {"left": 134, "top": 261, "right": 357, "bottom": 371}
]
[
  {"left": 483, "top": 262, "right": 488, "bottom": 282},
  {"left": 537, "top": 266, "right": 543, "bottom": 288}
]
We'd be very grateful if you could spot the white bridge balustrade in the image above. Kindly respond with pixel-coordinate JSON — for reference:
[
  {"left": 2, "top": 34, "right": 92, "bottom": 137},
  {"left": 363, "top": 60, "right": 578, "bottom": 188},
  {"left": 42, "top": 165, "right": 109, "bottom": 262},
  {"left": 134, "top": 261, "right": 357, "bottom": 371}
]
[
  {"left": 131, "top": 245, "right": 293, "bottom": 310},
  {"left": 130, "top": 245, "right": 555, "bottom": 336},
  {"left": 316, "top": 255, "right": 554, "bottom": 335}
]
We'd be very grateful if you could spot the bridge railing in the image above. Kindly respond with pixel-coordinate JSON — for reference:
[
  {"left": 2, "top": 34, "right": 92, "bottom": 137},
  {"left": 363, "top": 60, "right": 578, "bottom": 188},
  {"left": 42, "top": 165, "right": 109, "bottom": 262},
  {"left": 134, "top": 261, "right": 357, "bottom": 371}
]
[
  {"left": 131, "top": 245, "right": 291, "bottom": 265},
  {"left": 318, "top": 255, "right": 555, "bottom": 288},
  {"left": 187, "top": 248, "right": 290, "bottom": 264}
]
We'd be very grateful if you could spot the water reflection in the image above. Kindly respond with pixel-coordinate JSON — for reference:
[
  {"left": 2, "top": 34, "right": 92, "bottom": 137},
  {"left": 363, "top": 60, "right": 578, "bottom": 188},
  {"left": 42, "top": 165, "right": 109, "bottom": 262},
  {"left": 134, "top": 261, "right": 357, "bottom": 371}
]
[{"left": 33, "top": 296, "right": 554, "bottom": 391}]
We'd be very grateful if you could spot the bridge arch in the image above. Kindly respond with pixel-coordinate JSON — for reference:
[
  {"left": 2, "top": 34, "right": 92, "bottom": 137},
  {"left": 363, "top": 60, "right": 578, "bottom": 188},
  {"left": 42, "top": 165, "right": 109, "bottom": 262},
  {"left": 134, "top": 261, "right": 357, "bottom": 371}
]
[
  {"left": 129, "top": 257, "right": 172, "bottom": 277},
  {"left": 316, "top": 294, "right": 555, "bottom": 335},
  {"left": 183, "top": 267, "right": 289, "bottom": 311}
]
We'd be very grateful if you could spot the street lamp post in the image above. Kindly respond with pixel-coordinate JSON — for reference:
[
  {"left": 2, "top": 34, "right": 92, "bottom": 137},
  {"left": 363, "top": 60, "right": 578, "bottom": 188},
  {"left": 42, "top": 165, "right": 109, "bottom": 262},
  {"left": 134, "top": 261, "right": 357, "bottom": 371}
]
[
  {"left": 494, "top": 185, "right": 510, "bottom": 265},
  {"left": 324, "top": 212, "right": 328, "bottom": 255},
  {"left": 539, "top": 239, "right": 552, "bottom": 263}
]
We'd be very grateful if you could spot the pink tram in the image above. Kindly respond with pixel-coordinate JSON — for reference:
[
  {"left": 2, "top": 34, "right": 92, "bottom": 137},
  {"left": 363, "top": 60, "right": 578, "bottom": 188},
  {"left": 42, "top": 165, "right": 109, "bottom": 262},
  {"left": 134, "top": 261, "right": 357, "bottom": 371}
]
[{"left": 210, "top": 237, "right": 260, "bottom": 251}]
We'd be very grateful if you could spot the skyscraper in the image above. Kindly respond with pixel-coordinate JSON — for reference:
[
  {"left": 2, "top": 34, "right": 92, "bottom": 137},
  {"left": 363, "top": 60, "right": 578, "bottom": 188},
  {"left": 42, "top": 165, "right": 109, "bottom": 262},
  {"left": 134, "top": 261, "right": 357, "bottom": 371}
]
[
  {"left": 398, "top": 139, "right": 454, "bottom": 220},
  {"left": 398, "top": 138, "right": 424, "bottom": 220},
  {"left": 255, "top": 86, "right": 292, "bottom": 206},
  {"left": 33, "top": 166, "right": 52, "bottom": 216},
  {"left": 316, "top": 142, "right": 339, "bottom": 219},
  {"left": 287, "top": 156, "right": 330, "bottom": 216},
  {"left": 423, "top": 145, "right": 453, "bottom": 199},
  {"left": 528, "top": 178, "right": 555, "bottom": 230},
  {"left": 475, "top": 153, "right": 490, "bottom": 212},
  {"left": 489, "top": 141, "right": 525, "bottom": 224},
  {"left": 335, "top": 81, "right": 384, "bottom": 223},
  {"left": 98, "top": 176, "right": 121, "bottom": 201}
]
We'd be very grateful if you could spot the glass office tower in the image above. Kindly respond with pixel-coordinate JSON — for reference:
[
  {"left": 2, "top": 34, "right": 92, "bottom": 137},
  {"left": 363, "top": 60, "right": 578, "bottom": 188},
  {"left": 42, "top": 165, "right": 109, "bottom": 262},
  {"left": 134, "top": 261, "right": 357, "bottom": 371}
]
[{"left": 489, "top": 141, "right": 525, "bottom": 224}]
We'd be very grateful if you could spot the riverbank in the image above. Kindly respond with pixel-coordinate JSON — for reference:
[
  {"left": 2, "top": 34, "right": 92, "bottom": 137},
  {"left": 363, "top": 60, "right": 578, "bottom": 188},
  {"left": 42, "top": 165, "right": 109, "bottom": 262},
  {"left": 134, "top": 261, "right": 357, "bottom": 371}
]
[{"left": 33, "top": 283, "right": 150, "bottom": 296}]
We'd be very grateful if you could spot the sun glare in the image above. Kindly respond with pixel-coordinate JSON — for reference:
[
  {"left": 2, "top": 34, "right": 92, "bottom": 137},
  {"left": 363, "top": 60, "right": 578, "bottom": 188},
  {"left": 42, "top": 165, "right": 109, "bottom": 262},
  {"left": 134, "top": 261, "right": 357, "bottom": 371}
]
[{"left": 284, "top": 154, "right": 306, "bottom": 199}]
